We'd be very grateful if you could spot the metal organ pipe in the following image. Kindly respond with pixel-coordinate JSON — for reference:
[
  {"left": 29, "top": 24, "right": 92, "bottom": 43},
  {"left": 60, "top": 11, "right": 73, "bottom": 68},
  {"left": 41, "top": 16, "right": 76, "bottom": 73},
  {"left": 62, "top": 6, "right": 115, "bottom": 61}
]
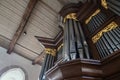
[
  {"left": 107, "top": 0, "right": 120, "bottom": 16},
  {"left": 73, "top": 20, "right": 83, "bottom": 59},
  {"left": 110, "top": 30, "right": 120, "bottom": 49},
  {"left": 39, "top": 55, "right": 47, "bottom": 80},
  {"left": 63, "top": 19, "right": 70, "bottom": 61},
  {"left": 77, "top": 22, "right": 90, "bottom": 59},
  {"left": 69, "top": 19, "right": 77, "bottom": 59},
  {"left": 87, "top": 20, "right": 93, "bottom": 33}
]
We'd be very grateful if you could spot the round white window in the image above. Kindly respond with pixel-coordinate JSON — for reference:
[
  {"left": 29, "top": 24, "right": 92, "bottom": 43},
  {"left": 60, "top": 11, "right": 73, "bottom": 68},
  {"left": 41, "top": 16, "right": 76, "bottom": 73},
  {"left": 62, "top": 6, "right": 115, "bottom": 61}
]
[{"left": 0, "top": 68, "right": 25, "bottom": 80}]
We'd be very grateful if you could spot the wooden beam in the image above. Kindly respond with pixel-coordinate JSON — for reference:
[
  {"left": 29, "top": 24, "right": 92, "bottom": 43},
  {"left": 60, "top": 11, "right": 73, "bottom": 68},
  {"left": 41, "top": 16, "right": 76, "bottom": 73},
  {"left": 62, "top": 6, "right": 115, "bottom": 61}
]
[
  {"left": 32, "top": 50, "right": 45, "bottom": 65},
  {"left": 7, "top": 0, "right": 38, "bottom": 54}
]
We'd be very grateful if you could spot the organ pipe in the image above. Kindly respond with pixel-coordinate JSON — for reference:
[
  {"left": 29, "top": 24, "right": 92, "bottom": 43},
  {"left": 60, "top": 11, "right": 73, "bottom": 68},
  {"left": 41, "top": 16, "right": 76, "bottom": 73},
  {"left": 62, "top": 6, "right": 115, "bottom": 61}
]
[{"left": 107, "top": 0, "right": 120, "bottom": 16}]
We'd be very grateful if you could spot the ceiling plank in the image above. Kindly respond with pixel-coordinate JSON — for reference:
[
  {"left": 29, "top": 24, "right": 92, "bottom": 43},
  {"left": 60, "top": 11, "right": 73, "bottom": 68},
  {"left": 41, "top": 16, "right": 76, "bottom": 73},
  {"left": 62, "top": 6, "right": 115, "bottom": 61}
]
[{"left": 7, "top": 0, "right": 38, "bottom": 54}]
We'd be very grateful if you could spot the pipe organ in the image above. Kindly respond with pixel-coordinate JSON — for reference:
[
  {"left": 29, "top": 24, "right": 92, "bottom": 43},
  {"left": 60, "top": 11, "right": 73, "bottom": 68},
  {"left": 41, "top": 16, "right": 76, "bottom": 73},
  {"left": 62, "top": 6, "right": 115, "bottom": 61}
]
[{"left": 38, "top": 0, "right": 120, "bottom": 80}]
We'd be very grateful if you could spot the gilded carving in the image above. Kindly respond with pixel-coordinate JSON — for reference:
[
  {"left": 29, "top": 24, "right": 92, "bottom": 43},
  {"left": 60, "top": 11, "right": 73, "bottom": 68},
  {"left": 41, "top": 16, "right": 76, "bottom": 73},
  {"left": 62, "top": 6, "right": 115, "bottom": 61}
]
[
  {"left": 101, "top": 0, "right": 108, "bottom": 9},
  {"left": 45, "top": 48, "right": 56, "bottom": 56},
  {"left": 64, "top": 13, "right": 78, "bottom": 22},
  {"left": 92, "top": 21, "right": 118, "bottom": 43},
  {"left": 85, "top": 9, "right": 101, "bottom": 24}
]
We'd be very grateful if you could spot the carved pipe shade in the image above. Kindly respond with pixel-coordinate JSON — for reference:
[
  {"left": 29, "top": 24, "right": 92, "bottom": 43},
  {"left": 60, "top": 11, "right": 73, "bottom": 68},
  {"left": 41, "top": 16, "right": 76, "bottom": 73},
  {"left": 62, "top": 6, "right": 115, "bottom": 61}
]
[
  {"left": 85, "top": 9, "right": 101, "bottom": 24},
  {"left": 92, "top": 21, "right": 118, "bottom": 43},
  {"left": 63, "top": 13, "right": 78, "bottom": 22}
]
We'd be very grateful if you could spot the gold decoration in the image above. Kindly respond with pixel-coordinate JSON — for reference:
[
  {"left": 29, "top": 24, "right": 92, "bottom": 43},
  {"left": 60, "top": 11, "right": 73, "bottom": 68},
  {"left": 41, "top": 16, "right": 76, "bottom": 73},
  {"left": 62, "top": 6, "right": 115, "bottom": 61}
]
[
  {"left": 92, "top": 21, "right": 118, "bottom": 43},
  {"left": 45, "top": 48, "right": 56, "bottom": 56},
  {"left": 64, "top": 13, "right": 78, "bottom": 23},
  {"left": 57, "top": 43, "right": 63, "bottom": 51},
  {"left": 85, "top": 9, "right": 101, "bottom": 24},
  {"left": 101, "top": 0, "right": 108, "bottom": 9}
]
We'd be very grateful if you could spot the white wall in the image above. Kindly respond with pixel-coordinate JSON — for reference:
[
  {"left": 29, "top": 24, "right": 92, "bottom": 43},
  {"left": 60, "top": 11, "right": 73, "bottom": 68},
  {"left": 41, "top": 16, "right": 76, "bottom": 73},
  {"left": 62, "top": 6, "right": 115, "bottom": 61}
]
[{"left": 0, "top": 47, "right": 41, "bottom": 80}]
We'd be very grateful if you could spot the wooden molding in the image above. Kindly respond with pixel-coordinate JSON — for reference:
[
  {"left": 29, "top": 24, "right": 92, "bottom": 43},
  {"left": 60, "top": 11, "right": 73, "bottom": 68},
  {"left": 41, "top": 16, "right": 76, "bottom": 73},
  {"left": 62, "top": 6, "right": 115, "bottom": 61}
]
[
  {"left": 46, "top": 59, "right": 102, "bottom": 80},
  {"left": 32, "top": 30, "right": 63, "bottom": 65},
  {"left": 7, "top": 0, "right": 39, "bottom": 54},
  {"left": 59, "top": 2, "right": 83, "bottom": 17},
  {"left": 33, "top": 31, "right": 63, "bottom": 65},
  {"left": 35, "top": 30, "right": 63, "bottom": 49}
]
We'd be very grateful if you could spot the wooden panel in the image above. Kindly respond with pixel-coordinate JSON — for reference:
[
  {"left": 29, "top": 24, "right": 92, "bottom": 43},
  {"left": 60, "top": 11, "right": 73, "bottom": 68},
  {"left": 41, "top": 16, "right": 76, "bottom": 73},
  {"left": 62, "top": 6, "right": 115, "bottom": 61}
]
[{"left": 101, "top": 50, "right": 120, "bottom": 78}]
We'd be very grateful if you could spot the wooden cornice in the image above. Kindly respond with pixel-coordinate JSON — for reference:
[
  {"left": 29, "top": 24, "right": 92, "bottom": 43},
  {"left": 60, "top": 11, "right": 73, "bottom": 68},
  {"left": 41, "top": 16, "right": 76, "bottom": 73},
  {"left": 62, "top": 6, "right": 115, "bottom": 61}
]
[
  {"left": 59, "top": 0, "right": 101, "bottom": 21},
  {"left": 7, "top": 0, "right": 39, "bottom": 54},
  {"left": 59, "top": 2, "right": 83, "bottom": 17},
  {"left": 35, "top": 30, "right": 63, "bottom": 49},
  {"left": 33, "top": 31, "right": 63, "bottom": 65}
]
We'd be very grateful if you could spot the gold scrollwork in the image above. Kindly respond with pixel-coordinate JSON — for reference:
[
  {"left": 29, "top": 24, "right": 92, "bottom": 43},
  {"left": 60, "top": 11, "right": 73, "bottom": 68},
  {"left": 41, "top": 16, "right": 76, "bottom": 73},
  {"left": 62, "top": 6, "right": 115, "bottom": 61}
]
[
  {"left": 92, "top": 21, "right": 118, "bottom": 43},
  {"left": 101, "top": 0, "right": 108, "bottom": 9},
  {"left": 45, "top": 48, "right": 56, "bottom": 56},
  {"left": 64, "top": 13, "right": 78, "bottom": 23},
  {"left": 85, "top": 9, "right": 101, "bottom": 24}
]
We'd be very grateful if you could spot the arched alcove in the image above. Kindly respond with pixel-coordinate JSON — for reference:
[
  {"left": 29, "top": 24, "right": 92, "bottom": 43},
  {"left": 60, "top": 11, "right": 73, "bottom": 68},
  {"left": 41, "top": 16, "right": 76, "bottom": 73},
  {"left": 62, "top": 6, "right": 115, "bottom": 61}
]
[{"left": 0, "top": 66, "right": 27, "bottom": 80}]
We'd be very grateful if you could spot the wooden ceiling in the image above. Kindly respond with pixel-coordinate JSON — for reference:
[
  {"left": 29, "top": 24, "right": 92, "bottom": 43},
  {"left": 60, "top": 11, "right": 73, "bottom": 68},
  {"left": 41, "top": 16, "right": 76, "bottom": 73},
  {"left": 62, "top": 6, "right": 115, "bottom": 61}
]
[{"left": 0, "top": 0, "right": 82, "bottom": 61}]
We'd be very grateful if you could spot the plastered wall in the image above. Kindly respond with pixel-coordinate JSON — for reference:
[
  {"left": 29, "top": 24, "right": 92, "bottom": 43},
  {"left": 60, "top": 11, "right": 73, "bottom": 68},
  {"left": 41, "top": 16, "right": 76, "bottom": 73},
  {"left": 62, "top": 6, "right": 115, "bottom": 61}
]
[{"left": 0, "top": 47, "right": 41, "bottom": 80}]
